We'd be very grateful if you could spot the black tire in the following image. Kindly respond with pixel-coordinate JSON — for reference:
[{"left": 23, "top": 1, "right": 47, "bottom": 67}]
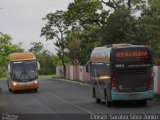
[
  {"left": 12, "top": 90, "right": 16, "bottom": 93},
  {"left": 92, "top": 87, "right": 95, "bottom": 98},
  {"left": 105, "top": 96, "right": 112, "bottom": 107},
  {"left": 141, "top": 100, "right": 147, "bottom": 106},
  {"left": 7, "top": 81, "right": 11, "bottom": 92},
  {"left": 34, "top": 89, "right": 37, "bottom": 93},
  {"left": 9, "top": 88, "right": 12, "bottom": 92},
  {"left": 96, "top": 98, "right": 101, "bottom": 103}
]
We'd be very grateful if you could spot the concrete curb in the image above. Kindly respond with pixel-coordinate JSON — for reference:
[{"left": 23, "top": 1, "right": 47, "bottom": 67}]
[{"left": 53, "top": 78, "right": 90, "bottom": 87}]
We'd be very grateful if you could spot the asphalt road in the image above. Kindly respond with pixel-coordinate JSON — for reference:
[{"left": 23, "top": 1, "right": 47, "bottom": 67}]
[{"left": 0, "top": 78, "right": 160, "bottom": 120}]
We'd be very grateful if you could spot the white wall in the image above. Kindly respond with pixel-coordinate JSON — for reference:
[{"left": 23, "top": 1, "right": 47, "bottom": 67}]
[{"left": 154, "top": 66, "right": 158, "bottom": 93}]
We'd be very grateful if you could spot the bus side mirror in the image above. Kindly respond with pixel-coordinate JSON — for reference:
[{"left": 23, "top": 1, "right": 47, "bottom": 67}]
[
  {"left": 37, "top": 61, "right": 40, "bottom": 70},
  {"left": 8, "top": 63, "right": 11, "bottom": 73},
  {"left": 86, "top": 61, "right": 91, "bottom": 73}
]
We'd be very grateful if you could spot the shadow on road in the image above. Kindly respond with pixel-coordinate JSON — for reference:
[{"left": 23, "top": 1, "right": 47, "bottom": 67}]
[{"left": 11, "top": 90, "right": 38, "bottom": 94}]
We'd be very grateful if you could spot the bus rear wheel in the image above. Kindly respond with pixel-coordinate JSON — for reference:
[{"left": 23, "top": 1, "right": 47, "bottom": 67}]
[
  {"left": 140, "top": 100, "right": 147, "bottom": 106},
  {"left": 96, "top": 98, "right": 101, "bottom": 103},
  {"left": 105, "top": 97, "right": 112, "bottom": 107}
]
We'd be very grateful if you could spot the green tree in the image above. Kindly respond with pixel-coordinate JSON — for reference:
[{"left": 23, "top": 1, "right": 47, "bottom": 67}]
[
  {"left": 29, "top": 42, "right": 44, "bottom": 56},
  {"left": 65, "top": 0, "right": 107, "bottom": 64},
  {"left": 38, "top": 50, "right": 56, "bottom": 75},
  {"left": 66, "top": 0, "right": 104, "bottom": 27},
  {"left": 102, "top": 0, "right": 146, "bottom": 11},
  {"left": 101, "top": 0, "right": 160, "bottom": 65},
  {"left": 101, "top": 6, "right": 136, "bottom": 45},
  {"left": 0, "top": 32, "right": 23, "bottom": 77},
  {"left": 101, "top": 0, "right": 148, "bottom": 45},
  {"left": 29, "top": 42, "right": 56, "bottom": 75},
  {"left": 139, "top": 0, "right": 160, "bottom": 64},
  {"left": 52, "top": 55, "right": 63, "bottom": 66},
  {"left": 41, "top": 10, "right": 69, "bottom": 77}
]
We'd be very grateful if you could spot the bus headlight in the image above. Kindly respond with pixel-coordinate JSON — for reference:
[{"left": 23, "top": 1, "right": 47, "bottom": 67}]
[
  {"left": 34, "top": 81, "right": 38, "bottom": 84},
  {"left": 13, "top": 82, "right": 17, "bottom": 86}
]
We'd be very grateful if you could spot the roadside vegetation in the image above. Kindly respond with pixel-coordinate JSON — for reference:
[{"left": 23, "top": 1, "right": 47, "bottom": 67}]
[{"left": 0, "top": 77, "right": 6, "bottom": 80}]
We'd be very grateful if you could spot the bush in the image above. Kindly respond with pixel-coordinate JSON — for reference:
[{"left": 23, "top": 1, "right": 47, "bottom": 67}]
[{"left": 39, "top": 67, "right": 56, "bottom": 75}]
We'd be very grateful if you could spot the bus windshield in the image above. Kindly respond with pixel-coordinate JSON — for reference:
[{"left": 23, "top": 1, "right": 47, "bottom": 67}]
[{"left": 10, "top": 60, "right": 37, "bottom": 82}]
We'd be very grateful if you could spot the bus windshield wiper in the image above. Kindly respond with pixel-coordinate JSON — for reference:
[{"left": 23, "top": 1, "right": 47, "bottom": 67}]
[
  {"left": 18, "top": 71, "right": 23, "bottom": 81},
  {"left": 24, "top": 71, "right": 33, "bottom": 81}
]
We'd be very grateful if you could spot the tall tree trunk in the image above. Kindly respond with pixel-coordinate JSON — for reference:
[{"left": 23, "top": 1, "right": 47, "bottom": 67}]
[{"left": 61, "top": 58, "right": 66, "bottom": 78}]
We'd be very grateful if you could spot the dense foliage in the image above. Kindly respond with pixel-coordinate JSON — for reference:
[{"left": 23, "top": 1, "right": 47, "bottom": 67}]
[
  {"left": 41, "top": 0, "right": 160, "bottom": 65},
  {"left": 0, "top": 32, "right": 23, "bottom": 76},
  {"left": 29, "top": 42, "right": 57, "bottom": 75}
]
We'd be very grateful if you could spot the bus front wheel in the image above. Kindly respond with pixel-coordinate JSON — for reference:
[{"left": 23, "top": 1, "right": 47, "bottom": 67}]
[
  {"left": 9, "top": 88, "right": 12, "bottom": 92},
  {"left": 34, "top": 89, "right": 38, "bottom": 93}
]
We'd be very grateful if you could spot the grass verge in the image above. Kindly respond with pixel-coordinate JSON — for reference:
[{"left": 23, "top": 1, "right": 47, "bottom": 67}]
[{"left": 0, "top": 77, "right": 6, "bottom": 80}]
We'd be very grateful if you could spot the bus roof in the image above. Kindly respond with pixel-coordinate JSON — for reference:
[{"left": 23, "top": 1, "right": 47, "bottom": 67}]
[
  {"left": 90, "top": 46, "right": 111, "bottom": 62},
  {"left": 10, "top": 52, "right": 36, "bottom": 61},
  {"left": 90, "top": 44, "right": 150, "bottom": 62},
  {"left": 92, "top": 44, "right": 132, "bottom": 51}
]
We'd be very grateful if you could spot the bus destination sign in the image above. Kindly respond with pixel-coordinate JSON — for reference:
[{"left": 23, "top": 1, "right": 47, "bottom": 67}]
[{"left": 116, "top": 51, "right": 148, "bottom": 58}]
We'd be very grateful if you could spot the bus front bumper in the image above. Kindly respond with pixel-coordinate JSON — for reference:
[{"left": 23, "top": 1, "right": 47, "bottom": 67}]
[
  {"left": 11, "top": 80, "right": 39, "bottom": 91},
  {"left": 111, "top": 90, "right": 154, "bottom": 101}
]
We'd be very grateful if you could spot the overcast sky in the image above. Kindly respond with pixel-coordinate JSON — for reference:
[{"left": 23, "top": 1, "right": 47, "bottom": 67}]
[{"left": 0, "top": 0, "right": 74, "bottom": 54}]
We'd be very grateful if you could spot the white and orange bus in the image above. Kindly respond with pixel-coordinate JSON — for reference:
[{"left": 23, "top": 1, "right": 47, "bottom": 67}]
[{"left": 7, "top": 52, "right": 40, "bottom": 93}]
